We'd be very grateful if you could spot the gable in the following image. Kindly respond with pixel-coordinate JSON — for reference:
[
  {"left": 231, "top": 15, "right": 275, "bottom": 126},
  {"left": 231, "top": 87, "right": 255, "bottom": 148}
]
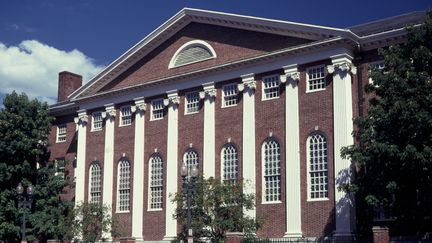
[{"left": 92, "top": 23, "right": 314, "bottom": 94}]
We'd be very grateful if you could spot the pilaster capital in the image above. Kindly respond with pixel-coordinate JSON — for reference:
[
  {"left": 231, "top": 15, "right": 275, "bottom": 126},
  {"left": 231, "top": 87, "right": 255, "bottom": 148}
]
[
  {"left": 104, "top": 104, "right": 116, "bottom": 118},
  {"left": 327, "top": 55, "right": 357, "bottom": 76},
  {"left": 75, "top": 110, "right": 88, "bottom": 125},
  {"left": 282, "top": 64, "right": 300, "bottom": 84},
  {"left": 200, "top": 82, "right": 216, "bottom": 100},
  {"left": 164, "top": 90, "right": 180, "bottom": 107},
  {"left": 133, "top": 97, "right": 146, "bottom": 113},
  {"left": 239, "top": 73, "right": 256, "bottom": 92}
]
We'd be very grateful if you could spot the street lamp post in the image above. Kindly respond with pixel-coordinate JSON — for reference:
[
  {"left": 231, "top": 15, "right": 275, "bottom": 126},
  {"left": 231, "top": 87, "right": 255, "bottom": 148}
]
[
  {"left": 180, "top": 164, "right": 198, "bottom": 243},
  {"left": 16, "top": 182, "right": 34, "bottom": 243}
]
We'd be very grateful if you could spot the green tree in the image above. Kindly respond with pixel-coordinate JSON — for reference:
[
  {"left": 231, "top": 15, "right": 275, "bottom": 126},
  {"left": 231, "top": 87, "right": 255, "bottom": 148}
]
[
  {"left": 67, "top": 203, "right": 117, "bottom": 243},
  {"left": 341, "top": 12, "right": 432, "bottom": 236},
  {"left": 173, "top": 177, "right": 262, "bottom": 242},
  {"left": 0, "top": 91, "right": 72, "bottom": 242}
]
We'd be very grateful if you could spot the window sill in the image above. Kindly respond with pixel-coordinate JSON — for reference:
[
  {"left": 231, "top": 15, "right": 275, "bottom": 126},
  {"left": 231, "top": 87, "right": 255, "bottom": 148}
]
[
  {"left": 119, "top": 124, "right": 132, "bottom": 127},
  {"left": 262, "top": 96, "right": 280, "bottom": 101},
  {"left": 185, "top": 111, "right": 199, "bottom": 115},
  {"left": 56, "top": 140, "right": 66, "bottom": 143},
  {"left": 91, "top": 129, "right": 102, "bottom": 132},
  {"left": 306, "top": 88, "right": 326, "bottom": 94},
  {"left": 261, "top": 200, "right": 282, "bottom": 205},
  {"left": 150, "top": 117, "right": 164, "bottom": 122},
  {"left": 222, "top": 104, "right": 238, "bottom": 109},
  {"left": 307, "top": 198, "right": 329, "bottom": 202},
  {"left": 148, "top": 208, "right": 163, "bottom": 212}
]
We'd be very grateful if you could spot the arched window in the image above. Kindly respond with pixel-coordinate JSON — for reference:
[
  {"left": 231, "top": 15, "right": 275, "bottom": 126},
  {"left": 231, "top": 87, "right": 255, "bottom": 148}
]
[
  {"left": 221, "top": 144, "right": 239, "bottom": 182},
  {"left": 262, "top": 139, "right": 281, "bottom": 202},
  {"left": 117, "top": 159, "right": 131, "bottom": 212},
  {"left": 307, "top": 134, "right": 328, "bottom": 199},
  {"left": 149, "top": 154, "right": 164, "bottom": 210},
  {"left": 183, "top": 149, "right": 199, "bottom": 177},
  {"left": 89, "top": 163, "right": 102, "bottom": 204},
  {"left": 169, "top": 40, "right": 216, "bottom": 68}
]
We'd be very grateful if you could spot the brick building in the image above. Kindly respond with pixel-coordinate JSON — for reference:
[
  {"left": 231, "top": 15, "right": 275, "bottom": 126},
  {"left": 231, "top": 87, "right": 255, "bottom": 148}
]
[{"left": 47, "top": 8, "right": 426, "bottom": 241}]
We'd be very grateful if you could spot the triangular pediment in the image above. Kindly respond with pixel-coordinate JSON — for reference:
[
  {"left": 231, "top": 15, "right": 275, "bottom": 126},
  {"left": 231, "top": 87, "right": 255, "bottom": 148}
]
[{"left": 70, "top": 8, "right": 353, "bottom": 100}]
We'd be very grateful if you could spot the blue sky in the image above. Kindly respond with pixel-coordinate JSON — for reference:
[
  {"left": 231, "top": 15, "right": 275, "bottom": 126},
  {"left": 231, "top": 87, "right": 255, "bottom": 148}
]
[{"left": 0, "top": 0, "right": 431, "bottom": 104}]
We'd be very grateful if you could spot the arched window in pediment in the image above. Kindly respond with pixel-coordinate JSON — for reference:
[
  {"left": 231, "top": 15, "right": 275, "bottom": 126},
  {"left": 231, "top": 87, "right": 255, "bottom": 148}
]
[{"left": 169, "top": 40, "right": 216, "bottom": 69}]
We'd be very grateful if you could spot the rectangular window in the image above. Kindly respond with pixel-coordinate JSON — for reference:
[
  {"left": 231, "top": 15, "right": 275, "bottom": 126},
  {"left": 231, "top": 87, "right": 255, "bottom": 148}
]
[
  {"left": 151, "top": 99, "right": 164, "bottom": 120},
  {"left": 55, "top": 158, "right": 66, "bottom": 179},
  {"left": 56, "top": 124, "right": 67, "bottom": 143},
  {"left": 369, "top": 61, "right": 385, "bottom": 84},
  {"left": 185, "top": 92, "right": 200, "bottom": 114},
  {"left": 307, "top": 66, "right": 326, "bottom": 92},
  {"left": 222, "top": 83, "right": 238, "bottom": 107},
  {"left": 92, "top": 112, "right": 103, "bottom": 131},
  {"left": 120, "top": 106, "right": 132, "bottom": 126},
  {"left": 262, "top": 75, "right": 280, "bottom": 100}
]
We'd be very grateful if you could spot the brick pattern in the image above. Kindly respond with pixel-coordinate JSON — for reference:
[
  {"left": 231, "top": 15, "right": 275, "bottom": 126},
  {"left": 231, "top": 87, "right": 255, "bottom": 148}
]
[{"left": 58, "top": 71, "right": 82, "bottom": 102}]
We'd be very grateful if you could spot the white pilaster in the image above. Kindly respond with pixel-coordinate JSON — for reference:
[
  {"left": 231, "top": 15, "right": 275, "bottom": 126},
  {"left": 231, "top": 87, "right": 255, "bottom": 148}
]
[
  {"left": 164, "top": 91, "right": 180, "bottom": 240},
  {"left": 327, "top": 54, "right": 356, "bottom": 236},
  {"left": 201, "top": 82, "right": 216, "bottom": 178},
  {"left": 282, "top": 65, "right": 303, "bottom": 238},
  {"left": 240, "top": 73, "right": 256, "bottom": 220},
  {"left": 75, "top": 110, "right": 88, "bottom": 205},
  {"left": 102, "top": 104, "right": 116, "bottom": 240},
  {"left": 131, "top": 98, "right": 146, "bottom": 240}
]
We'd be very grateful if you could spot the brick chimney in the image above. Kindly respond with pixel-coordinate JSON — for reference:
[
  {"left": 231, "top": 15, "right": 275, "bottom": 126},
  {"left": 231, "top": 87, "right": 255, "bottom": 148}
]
[{"left": 58, "top": 71, "right": 82, "bottom": 102}]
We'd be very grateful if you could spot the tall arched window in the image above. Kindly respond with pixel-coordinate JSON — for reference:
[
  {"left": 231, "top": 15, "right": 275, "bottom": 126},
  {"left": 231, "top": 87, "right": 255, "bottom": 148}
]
[
  {"left": 183, "top": 150, "right": 199, "bottom": 177},
  {"left": 117, "top": 159, "right": 131, "bottom": 212},
  {"left": 169, "top": 40, "right": 216, "bottom": 68},
  {"left": 221, "top": 144, "right": 239, "bottom": 182},
  {"left": 89, "top": 163, "right": 102, "bottom": 204},
  {"left": 307, "top": 134, "right": 328, "bottom": 199},
  {"left": 149, "top": 154, "right": 164, "bottom": 210},
  {"left": 262, "top": 139, "right": 281, "bottom": 202}
]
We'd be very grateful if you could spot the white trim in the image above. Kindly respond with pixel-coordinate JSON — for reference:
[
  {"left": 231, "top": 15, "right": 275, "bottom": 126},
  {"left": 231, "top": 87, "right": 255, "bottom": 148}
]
[
  {"left": 261, "top": 139, "right": 282, "bottom": 203},
  {"left": 131, "top": 98, "right": 145, "bottom": 240},
  {"left": 168, "top": 40, "right": 217, "bottom": 69},
  {"left": 184, "top": 91, "right": 200, "bottom": 115},
  {"left": 119, "top": 105, "right": 132, "bottom": 127},
  {"left": 91, "top": 111, "right": 103, "bottom": 132},
  {"left": 306, "top": 134, "right": 329, "bottom": 201},
  {"left": 241, "top": 74, "right": 256, "bottom": 220},
  {"left": 331, "top": 54, "right": 355, "bottom": 236},
  {"left": 75, "top": 109, "right": 87, "bottom": 205},
  {"left": 221, "top": 83, "right": 238, "bottom": 108},
  {"left": 283, "top": 64, "right": 303, "bottom": 238},
  {"left": 261, "top": 74, "right": 281, "bottom": 101},
  {"left": 150, "top": 98, "right": 164, "bottom": 121},
  {"left": 116, "top": 159, "right": 131, "bottom": 213},
  {"left": 147, "top": 154, "right": 164, "bottom": 210},
  {"left": 56, "top": 124, "right": 67, "bottom": 143},
  {"left": 202, "top": 83, "right": 216, "bottom": 178},
  {"left": 164, "top": 91, "right": 179, "bottom": 241}
]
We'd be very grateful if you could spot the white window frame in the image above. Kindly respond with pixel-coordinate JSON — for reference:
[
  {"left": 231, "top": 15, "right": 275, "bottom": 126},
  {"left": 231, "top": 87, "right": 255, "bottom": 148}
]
[
  {"left": 56, "top": 124, "right": 67, "bottom": 143},
  {"left": 91, "top": 111, "right": 103, "bottom": 131},
  {"left": 368, "top": 61, "right": 385, "bottom": 84},
  {"left": 185, "top": 92, "right": 200, "bottom": 115},
  {"left": 183, "top": 150, "right": 199, "bottom": 178},
  {"left": 117, "top": 159, "right": 131, "bottom": 212},
  {"left": 168, "top": 40, "right": 217, "bottom": 69},
  {"left": 261, "top": 139, "right": 282, "bottom": 204},
  {"left": 148, "top": 154, "right": 164, "bottom": 211},
  {"left": 89, "top": 163, "right": 102, "bottom": 204},
  {"left": 221, "top": 144, "right": 239, "bottom": 182},
  {"left": 307, "top": 133, "right": 329, "bottom": 201},
  {"left": 306, "top": 65, "right": 327, "bottom": 93},
  {"left": 262, "top": 74, "right": 281, "bottom": 100},
  {"left": 222, "top": 83, "right": 239, "bottom": 108},
  {"left": 119, "top": 106, "right": 132, "bottom": 127},
  {"left": 151, "top": 99, "right": 164, "bottom": 121}
]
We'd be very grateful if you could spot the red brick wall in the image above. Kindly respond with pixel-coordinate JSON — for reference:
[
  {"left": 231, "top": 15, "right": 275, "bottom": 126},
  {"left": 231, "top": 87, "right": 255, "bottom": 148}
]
[
  {"left": 58, "top": 71, "right": 82, "bottom": 102},
  {"left": 254, "top": 70, "right": 287, "bottom": 238},
  {"left": 143, "top": 95, "right": 168, "bottom": 240},
  {"left": 298, "top": 59, "right": 336, "bottom": 237},
  {"left": 214, "top": 78, "right": 243, "bottom": 180},
  {"left": 100, "top": 23, "right": 312, "bottom": 92},
  {"left": 48, "top": 114, "right": 77, "bottom": 201}
]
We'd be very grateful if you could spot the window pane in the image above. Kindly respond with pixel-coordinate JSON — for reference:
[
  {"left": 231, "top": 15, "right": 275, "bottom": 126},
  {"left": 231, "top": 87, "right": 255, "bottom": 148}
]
[
  {"left": 308, "top": 134, "right": 328, "bottom": 199},
  {"left": 263, "top": 140, "right": 281, "bottom": 202}
]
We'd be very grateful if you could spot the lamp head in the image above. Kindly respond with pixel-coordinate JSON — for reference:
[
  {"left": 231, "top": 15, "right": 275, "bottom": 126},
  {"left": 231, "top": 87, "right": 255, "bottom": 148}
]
[
  {"left": 16, "top": 183, "right": 24, "bottom": 195},
  {"left": 180, "top": 164, "right": 188, "bottom": 177},
  {"left": 191, "top": 165, "right": 199, "bottom": 178},
  {"left": 27, "top": 184, "right": 34, "bottom": 195}
]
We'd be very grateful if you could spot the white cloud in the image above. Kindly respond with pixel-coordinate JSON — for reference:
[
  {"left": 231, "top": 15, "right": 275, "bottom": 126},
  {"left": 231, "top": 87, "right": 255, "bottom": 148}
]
[{"left": 0, "top": 40, "right": 104, "bottom": 104}]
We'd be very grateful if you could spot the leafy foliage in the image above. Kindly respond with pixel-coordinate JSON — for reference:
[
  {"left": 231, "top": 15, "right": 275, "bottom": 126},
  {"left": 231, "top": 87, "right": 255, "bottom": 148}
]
[
  {"left": 0, "top": 91, "right": 72, "bottom": 242},
  {"left": 173, "top": 177, "right": 262, "bottom": 242},
  {"left": 67, "top": 203, "right": 117, "bottom": 243},
  {"left": 341, "top": 12, "right": 432, "bottom": 236}
]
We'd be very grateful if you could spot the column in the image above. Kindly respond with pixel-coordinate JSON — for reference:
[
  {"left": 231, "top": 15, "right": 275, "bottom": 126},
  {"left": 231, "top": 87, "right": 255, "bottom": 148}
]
[
  {"left": 239, "top": 73, "right": 256, "bottom": 220},
  {"left": 201, "top": 82, "right": 216, "bottom": 178},
  {"left": 131, "top": 98, "right": 146, "bottom": 241},
  {"left": 102, "top": 104, "right": 116, "bottom": 240},
  {"left": 282, "top": 65, "right": 303, "bottom": 238},
  {"left": 75, "top": 110, "right": 88, "bottom": 204},
  {"left": 164, "top": 90, "right": 180, "bottom": 240},
  {"left": 327, "top": 54, "right": 356, "bottom": 236}
]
